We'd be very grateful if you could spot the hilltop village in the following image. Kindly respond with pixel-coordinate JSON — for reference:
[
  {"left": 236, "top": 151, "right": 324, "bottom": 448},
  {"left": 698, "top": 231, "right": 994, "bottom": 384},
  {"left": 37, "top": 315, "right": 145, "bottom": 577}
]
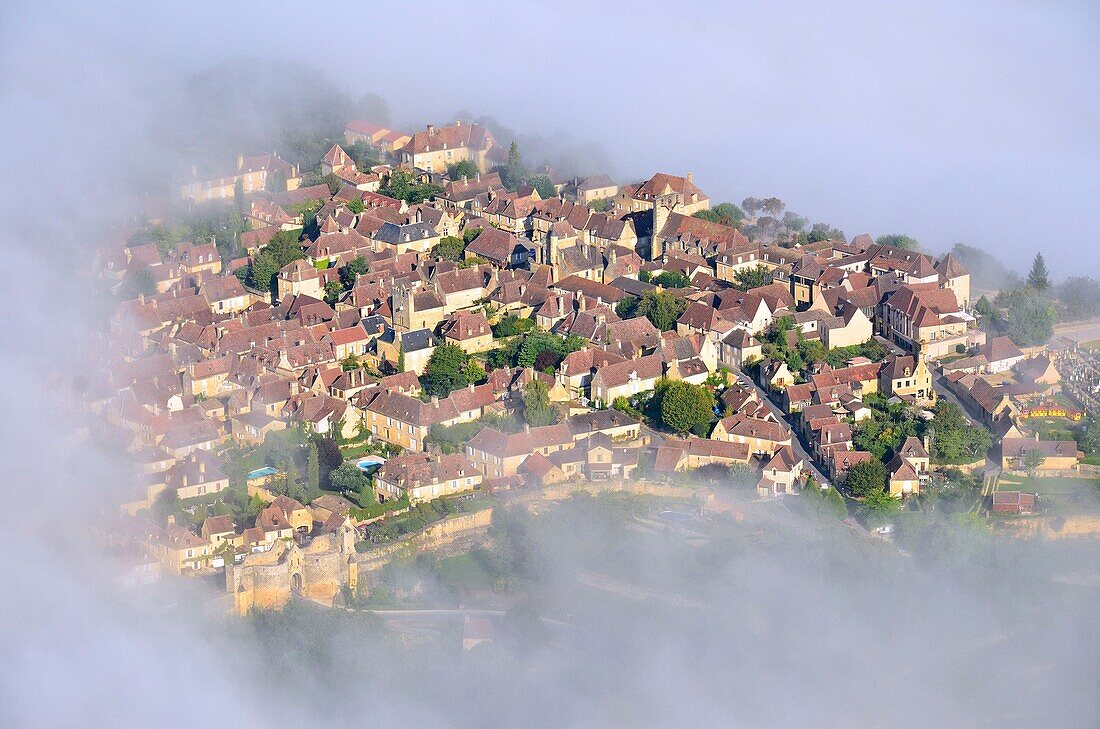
[{"left": 94, "top": 118, "right": 1100, "bottom": 609}]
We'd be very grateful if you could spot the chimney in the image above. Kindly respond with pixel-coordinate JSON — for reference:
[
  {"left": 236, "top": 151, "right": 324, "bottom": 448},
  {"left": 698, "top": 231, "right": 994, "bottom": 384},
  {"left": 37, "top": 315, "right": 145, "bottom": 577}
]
[
  {"left": 923, "top": 435, "right": 930, "bottom": 453},
  {"left": 431, "top": 396, "right": 439, "bottom": 405},
  {"left": 686, "top": 172, "right": 693, "bottom": 183},
  {"left": 427, "top": 124, "right": 436, "bottom": 135},
  {"left": 199, "top": 460, "right": 206, "bottom": 475},
  {"left": 468, "top": 382, "right": 475, "bottom": 393},
  {"left": 524, "top": 424, "right": 530, "bottom": 433},
  {"left": 166, "top": 514, "right": 175, "bottom": 526},
  {"left": 236, "top": 154, "right": 244, "bottom": 170}
]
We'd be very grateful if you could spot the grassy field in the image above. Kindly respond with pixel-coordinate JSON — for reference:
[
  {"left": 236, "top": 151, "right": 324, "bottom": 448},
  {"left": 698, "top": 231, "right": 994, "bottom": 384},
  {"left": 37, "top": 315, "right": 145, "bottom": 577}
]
[
  {"left": 997, "top": 473, "right": 1100, "bottom": 495},
  {"left": 433, "top": 553, "right": 494, "bottom": 593}
]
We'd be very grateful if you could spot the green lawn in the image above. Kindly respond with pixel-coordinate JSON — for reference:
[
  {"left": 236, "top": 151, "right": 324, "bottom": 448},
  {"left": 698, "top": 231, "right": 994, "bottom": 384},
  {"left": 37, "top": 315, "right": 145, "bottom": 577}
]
[
  {"left": 433, "top": 553, "right": 493, "bottom": 593},
  {"left": 997, "top": 473, "right": 1100, "bottom": 496}
]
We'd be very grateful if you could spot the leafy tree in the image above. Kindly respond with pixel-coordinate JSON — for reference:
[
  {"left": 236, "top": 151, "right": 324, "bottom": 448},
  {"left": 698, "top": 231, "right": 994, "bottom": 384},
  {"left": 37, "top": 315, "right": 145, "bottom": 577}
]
[
  {"left": 781, "top": 211, "right": 807, "bottom": 235},
  {"left": 446, "top": 159, "right": 479, "bottom": 181},
  {"left": 1026, "top": 252, "right": 1050, "bottom": 291},
  {"left": 526, "top": 174, "right": 556, "bottom": 200},
  {"left": 346, "top": 198, "right": 365, "bottom": 214},
  {"left": 928, "top": 401, "right": 991, "bottom": 463},
  {"left": 760, "top": 197, "right": 785, "bottom": 218},
  {"left": 741, "top": 197, "right": 760, "bottom": 217},
  {"left": 1022, "top": 449, "right": 1046, "bottom": 475},
  {"left": 732, "top": 265, "right": 771, "bottom": 290},
  {"left": 421, "top": 343, "right": 471, "bottom": 398},
  {"left": 587, "top": 197, "right": 613, "bottom": 212},
  {"left": 341, "top": 255, "right": 369, "bottom": 288},
  {"left": 658, "top": 380, "right": 715, "bottom": 434},
  {"left": 875, "top": 234, "right": 920, "bottom": 250},
  {"left": 636, "top": 290, "right": 687, "bottom": 331},
  {"left": 857, "top": 489, "right": 900, "bottom": 520},
  {"left": 321, "top": 172, "right": 342, "bottom": 196},
  {"left": 846, "top": 459, "right": 888, "bottom": 498},
  {"left": 712, "top": 202, "right": 744, "bottom": 227},
  {"left": 1078, "top": 416, "right": 1100, "bottom": 456},
  {"left": 433, "top": 236, "right": 466, "bottom": 261},
  {"left": 323, "top": 280, "right": 344, "bottom": 305},
  {"left": 1005, "top": 289, "right": 1055, "bottom": 346},
  {"left": 463, "top": 227, "right": 483, "bottom": 244},
  {"left": 807, "top": 222, "right": 845, "bottom": 243},
  {"left": 652, "top": 271, "right": 691, "bottom": 288},
  {"left": 120, "top": 265, "right": 157, "bottom": 300},
  {"left": 972, "top": 295, "right": 997, "bottom": 331},
  {"left": 1057, "top": 277, "right": 1100, "bottom": 322},
  {"left": 233, "top": 179, "right": 246, "bottom": 211},
  {"left": 330, "top": 462, "right": 370, "bottom": 494},
  {"left": 492, "top": 314, "right": 533, "bottom": 338},
  {"left": 523, "top": 379, "right": 557, "bottom": 426},
  {"left": 616, "top": 296, "right": 639, "bottom": 319},
  {"left": 534, "top": 349, "right": 560, "bottom": 373},
  {"left": 517, "top": 332, "right": 564, "bottom": 369},
  {"left": 638, "top": 270, "right": 652, "bottom": 283}
]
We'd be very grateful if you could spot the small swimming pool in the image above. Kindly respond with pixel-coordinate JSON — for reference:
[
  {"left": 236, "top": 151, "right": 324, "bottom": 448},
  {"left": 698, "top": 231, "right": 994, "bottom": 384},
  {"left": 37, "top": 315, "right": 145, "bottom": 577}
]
[
  {"left": 246, "top": 466, "right": 277, "bottom": 480},
  {"left": 356, "top": 456, "right": 385, "bottom": 473}
]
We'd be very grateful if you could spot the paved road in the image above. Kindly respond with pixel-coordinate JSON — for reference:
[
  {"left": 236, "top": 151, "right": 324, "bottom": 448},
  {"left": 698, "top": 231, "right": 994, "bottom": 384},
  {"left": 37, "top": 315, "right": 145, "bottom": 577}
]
[
  {"left": 729, "top": 369, "right": 832, "bottom": 489},
  {"left": 1054, "top": 316, "right": 1100, "bottom": 345}
]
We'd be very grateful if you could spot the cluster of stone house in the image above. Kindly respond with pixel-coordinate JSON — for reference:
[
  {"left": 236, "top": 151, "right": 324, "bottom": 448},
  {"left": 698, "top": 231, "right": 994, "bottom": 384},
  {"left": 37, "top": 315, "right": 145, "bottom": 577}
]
[{"left": 116, "top": 107, "right": 1094, "bottom": 597}]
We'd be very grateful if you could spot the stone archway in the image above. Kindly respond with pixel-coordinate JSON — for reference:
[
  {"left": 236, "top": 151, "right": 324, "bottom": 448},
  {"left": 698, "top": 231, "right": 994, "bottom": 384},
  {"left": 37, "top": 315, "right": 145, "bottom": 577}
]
[{"left": 291, "top": 572, "right": 303, "bottom": 593}]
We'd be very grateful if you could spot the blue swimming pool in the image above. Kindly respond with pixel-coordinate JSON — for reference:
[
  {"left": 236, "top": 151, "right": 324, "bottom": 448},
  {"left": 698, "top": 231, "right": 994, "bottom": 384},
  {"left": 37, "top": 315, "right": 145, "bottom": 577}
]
[
  {"left": 357, "top": 456, "right": 385, "bottom": 472},
  {"left": 246, "top": 466, "right": 277, "bottom": 480}
]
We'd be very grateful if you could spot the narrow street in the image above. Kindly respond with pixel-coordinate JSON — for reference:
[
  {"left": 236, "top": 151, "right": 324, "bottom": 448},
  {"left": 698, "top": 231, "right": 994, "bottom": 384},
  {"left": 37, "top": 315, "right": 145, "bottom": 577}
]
[{"left": 729, "top": 369, "right": 832, "bottom": 489}]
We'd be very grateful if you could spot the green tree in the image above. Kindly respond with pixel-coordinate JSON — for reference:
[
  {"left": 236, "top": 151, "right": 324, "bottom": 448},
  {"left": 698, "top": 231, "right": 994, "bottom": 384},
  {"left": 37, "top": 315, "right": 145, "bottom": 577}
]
[
  {"left": 341, "top": 255, "right": 369, "bottom": 288},
  {"left": 615, "top": 296, "right": 639, "bottom": 319},
  {"left": 1026, "top": 252, "right": 1050, "bottom": 291},
  {"left": 306, "top": 443, "right": 320, "bottom": 500},
  {"left": 652, "top": 271, "right": 691, "bottom": 288},
  {"left": 526, "top": 174, "right": 556, "bottom": 200},
  {"left": 421, "top": 343, "right": 471, "bottom": 397},
  {"left": 446, "top": 159, "right": 479, "bottom": 181},
  {"left": 1005, "top": 289, "right": 1055, "bottom": 346},
  {"left": 1022, "top": 449, "right": 1046, "bottom": 475},
  {"left": 636, "top": 290, "right": 687, "bottom": 331},
  {"left": 1058, "top": 277, "right": 1100, "bottom": 322},
  {"left": 323, "top": 280, "right": 344, "bottom": 305},
  {"left": 659, "top": 380, "right": 716, "bottom": 434},
  {"left": 120, "top": 265, "right": 157, "bottom": 300},
  {"left": 233, "top": 179, "right": 245, "bottom": 211},
  {"left": 346, "top": 198, "right": 365, "bottom": 214},
  {"left": 875, "top": 234, "right": 920, "bottom": 250},
  {"left": 330, "top": 462, "right": 370, "bottom": 495},
  {"left": 846, "top": 459, "right": 888, "bottom": 498},
  {"left": 972, "top": 295, "right": 997, "bottom": 331},
  {"left": 516, "top": 332, "right": 563, "bottom": 369},
  {"left": 732, "top": 264, "right": 771, "bottom": 290},
  {"left": 501, "top": 141, "right": 525, "bottom": 191},
  {"left": 523, "top": 379, "right": 557, "bottom": 427},
  {"left": 321, "top": 172, "right": 342, "bottom": 196},
  {"left": 741, "top": 197, "right": 760, "bottom": 217},
  {"left": 857, "top": 489, "right": 900, "bottom": 520},
  {"left": 433, "top": 236, "right": 466, "bottom": 261}
]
